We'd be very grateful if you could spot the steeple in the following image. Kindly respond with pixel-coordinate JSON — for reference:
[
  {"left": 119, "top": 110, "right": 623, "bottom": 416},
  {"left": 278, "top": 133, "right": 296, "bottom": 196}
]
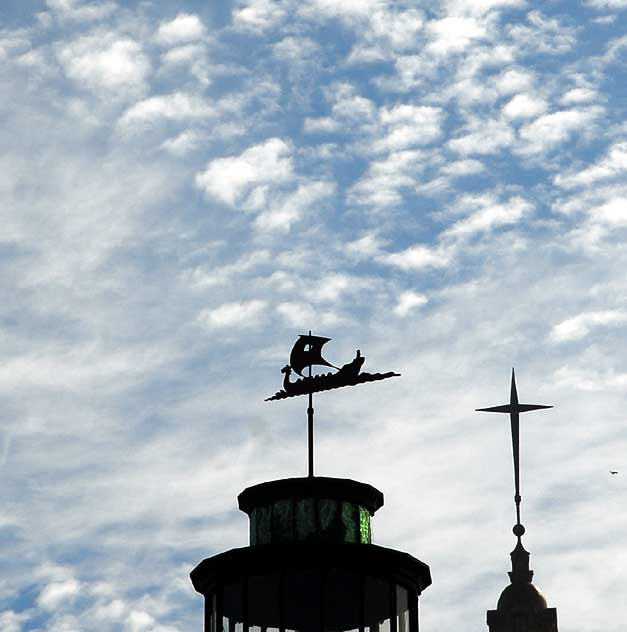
[{"left": 477, "top": 370, "right": 558, "bottom": 632}]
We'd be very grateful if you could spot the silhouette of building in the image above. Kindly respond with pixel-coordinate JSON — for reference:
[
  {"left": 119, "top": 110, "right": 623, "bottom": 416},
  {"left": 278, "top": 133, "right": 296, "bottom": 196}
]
[
  {"left": 486, "top": 535, "right": 558, "bottom": 632},
  {"left": 191, "top": 475, "right": 431, "bottom": 630}
]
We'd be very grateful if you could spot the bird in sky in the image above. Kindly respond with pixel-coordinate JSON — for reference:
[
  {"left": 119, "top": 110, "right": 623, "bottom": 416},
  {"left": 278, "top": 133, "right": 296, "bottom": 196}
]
[{"left": 610, "top": 470, "right": 619, "bottom": 475}]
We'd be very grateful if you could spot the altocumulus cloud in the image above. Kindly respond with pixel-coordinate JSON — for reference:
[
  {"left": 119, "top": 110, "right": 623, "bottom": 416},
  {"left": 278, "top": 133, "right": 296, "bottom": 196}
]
[
  {"left": 195, "top": 138, "right": 294, "bottom": 206},
  {"left": 3, "top": 1, "right": 627, "bottom": 631}
]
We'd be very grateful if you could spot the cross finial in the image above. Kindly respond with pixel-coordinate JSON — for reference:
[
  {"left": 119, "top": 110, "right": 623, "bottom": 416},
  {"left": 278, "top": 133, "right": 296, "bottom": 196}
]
[{"left": 476, "top": 369, "right": 553, "bottom": 542}]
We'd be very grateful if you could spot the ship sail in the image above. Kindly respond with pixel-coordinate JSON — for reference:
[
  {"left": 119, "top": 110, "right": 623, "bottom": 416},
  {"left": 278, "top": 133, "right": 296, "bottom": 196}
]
[{"left": 289, "top": 334, "right": 337, "bottom": 376}]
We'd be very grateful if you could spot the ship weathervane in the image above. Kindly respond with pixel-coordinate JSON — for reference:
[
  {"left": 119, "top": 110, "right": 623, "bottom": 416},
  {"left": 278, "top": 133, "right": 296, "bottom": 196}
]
[{"left": 266, "top": 332, "right": 400, "bottom": 476}]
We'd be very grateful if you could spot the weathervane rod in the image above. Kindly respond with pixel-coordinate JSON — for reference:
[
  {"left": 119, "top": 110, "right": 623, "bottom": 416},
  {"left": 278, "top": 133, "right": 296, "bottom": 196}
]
[{"left": 307, "top": 330, "right": 314, "bottom": 477}]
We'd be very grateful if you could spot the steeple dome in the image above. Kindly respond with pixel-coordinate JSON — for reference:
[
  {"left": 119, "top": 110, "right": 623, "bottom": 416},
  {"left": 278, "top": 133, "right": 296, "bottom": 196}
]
[
  {"left": 489, "top": 535, "right": 557, "bottom": 631},
  {"left": 494, "top": 539, "right": 549, "bottom": 615}
]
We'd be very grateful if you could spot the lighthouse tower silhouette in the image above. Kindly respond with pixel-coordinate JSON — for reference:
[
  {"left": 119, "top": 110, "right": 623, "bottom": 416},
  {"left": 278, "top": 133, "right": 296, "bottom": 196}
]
[{"left": 190, "top": 334, "right": 431, "bottom": 631}]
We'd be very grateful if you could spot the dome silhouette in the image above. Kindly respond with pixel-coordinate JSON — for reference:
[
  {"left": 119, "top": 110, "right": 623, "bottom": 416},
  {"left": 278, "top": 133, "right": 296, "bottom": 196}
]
[{"left": 497, "top": 581, "right": 548, "bottom": 614}]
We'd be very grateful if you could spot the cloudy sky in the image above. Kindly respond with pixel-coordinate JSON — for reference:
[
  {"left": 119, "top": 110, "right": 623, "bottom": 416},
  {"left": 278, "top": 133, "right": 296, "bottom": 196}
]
[{"left": 2, "top": 0, "right": 627, "bottom": 630}]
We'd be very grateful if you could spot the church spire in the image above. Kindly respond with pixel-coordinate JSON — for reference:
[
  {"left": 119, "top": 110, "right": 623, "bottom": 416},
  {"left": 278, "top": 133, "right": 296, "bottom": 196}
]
[{"left": 477, "top": 370, "right": 559, "bottom": 632}]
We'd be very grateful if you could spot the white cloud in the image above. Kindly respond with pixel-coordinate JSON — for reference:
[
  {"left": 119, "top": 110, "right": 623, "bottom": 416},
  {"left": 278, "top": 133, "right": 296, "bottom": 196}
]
[
  {"left": 93, "top": 598, "right": 126, "bottom": 621},
  {"left": 195, "top": 138, "right": 293, "bottom": 206},
  {"left": 160, "top": 43, "right": 212, "bottom": 85},
  {"left": 445, "top": 196, "right": 532, "bottom": 238},
  {"left": 276, "top": 301, "right": 315, "bottom": 327},
  {"left": 589, "top": 197, "right": 627, "bottom": 225},
  {"left": 551, "top": 310, "right": 627, "bottom": 342},
  {"left": 508, "top": 10, "right": 577, "bottom": 54},
  {"left": 118, "top": 93, "right": 214, "bottom": 128},
  {"left": 37, "top": 578, "right": 81, "bottom": 610},
  {"left": 386, "top": 54, "right": 438, "bottom": 91},
  {"left": 0, "top": 32, "right": 31, "bottom": 60},
  {"left": 366, "top": 9, "right": 424, "bottom": 50},
  {"left": 276, "top": 300, "right": 343, "bottom": 328},
  {"left": 184, "top": 250, "right": 271, "bottom": 288},
  {"left": 345, "top": 233, "right": 386, "bottom": 260},
  {"left": 374, "top": 105, "right": 443, "bottom": 152},
  {"left": 394, "top": 290, "right": 428, "bottom": 317},
  {"left": 303, "top": 117, "right": 341, "bottom": 134},
  {"left": 586, "top": 0, "right": 627, "bottom": 7},
  {"left": 381, "top": 194, "right": 531, "bottom": 273},
  {"left": 560, "top": 87, "right": 598, "bottom": 105},
  {"left": 156, "top": 13, "right": 206, "bottom": 46},
  {"left": 441, "top": 159, "right": 485, "bottom": 176},
  {"left": 381, "top": 244, "right": 452, "bottom": 270},
  {"left": 592, "top": 14, "right": 617, "bottom": 24},
  {"left": 233, "top": 0, "right": 288, "bottom": 32},
  {"left": 495, "top": 67, "right": 535, "bottom": 95},
  {"left": 299, "top": 0, "right": 381, "bottom": 21},
  {"left": 344, "top": 8, "right": 424, "bottom": 63},
  {"left": 328, "top": 83, "right": 377, "bottom": 124},
  {"left": 449, "top": 120, "right": 515, "bottom": 155},
  {"left": 0, "top": 611, "right": 29, "bottom": 632},
  {"left": 426, "top": 16, "right": 487, "bottom": 55},
  {"left": 46, "top": 0, "right": 116, "bottom": 22},
  {"left": 518, "top": 107, "right": 602, "bottom": 155},
  {"left": 444, "top": 0, "right": 526, "bottom": 16},
  {"left": 554, "top": 142, "right": 627, "bottom": 189},
  {"left": 161, "top": 43, "right": 203, "bottom": 66},
  {"left": 603, "top": 33, "right": 627, "bottom": 62},
  {"left": 161, "top": 130, "right": 203, "bottom": 156},
  {"left": 56, "top": 33, "right": 150, "bottom": 98},
  {"left": 349, "top": 150, "right": 425, "bottom": 208},
  {"left": 127, "top": 610, "right": 155, "bottom": 632},
  {"left": 254, "top": 180, "right": 335, "bottom": 233},
  {"left": 198, "top": 300, "right": 267, "bottom": 329},
  {"left": 554, "top": 366, "right": 627, "bottom": 391},
  {"left": 502, "top": 93, "right": 547, "bottom": 119}
]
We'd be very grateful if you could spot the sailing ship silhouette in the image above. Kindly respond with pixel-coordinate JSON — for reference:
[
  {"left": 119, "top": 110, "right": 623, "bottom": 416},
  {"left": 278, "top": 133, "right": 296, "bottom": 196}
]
[{"left": 265, "top": 334, "right": 400, "bottom": 401}]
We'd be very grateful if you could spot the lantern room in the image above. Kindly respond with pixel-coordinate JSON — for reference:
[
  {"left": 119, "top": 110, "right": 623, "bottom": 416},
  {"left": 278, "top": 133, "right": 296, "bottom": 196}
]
[{"left": 191, "top": 476, "right": 431, "bottom": 632}]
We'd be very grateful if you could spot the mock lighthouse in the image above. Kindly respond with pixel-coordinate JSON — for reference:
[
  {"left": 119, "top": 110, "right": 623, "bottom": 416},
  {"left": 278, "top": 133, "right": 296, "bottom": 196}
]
[{"left": 190, "top": 333, "right": 431, "bottom": 631}]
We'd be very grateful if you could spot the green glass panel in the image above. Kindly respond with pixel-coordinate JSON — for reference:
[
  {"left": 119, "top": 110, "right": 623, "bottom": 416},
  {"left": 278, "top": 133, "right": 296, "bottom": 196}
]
[
  {"left": 272, "top": 499, "right": 294, "bottom": 542},
  {"left": 318, "top": 498, "right": 337, "bottom": 535},
  {"left": 359, "top": 506, "right": 371, "bottom": 544},
  {"left": 295, "top": 498, "right": 316, "bottom": 541},
  {"left": 257, "top": 505, "right": 272, "bottom": 545},
  {"left": 341, "top": 502, "right": 358, "bottom": 543}
]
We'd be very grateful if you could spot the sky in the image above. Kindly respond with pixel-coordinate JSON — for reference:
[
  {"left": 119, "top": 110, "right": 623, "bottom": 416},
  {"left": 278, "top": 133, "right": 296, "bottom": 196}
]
[{"left": 2, "top": 0, "right": 627, "bottom": 630}]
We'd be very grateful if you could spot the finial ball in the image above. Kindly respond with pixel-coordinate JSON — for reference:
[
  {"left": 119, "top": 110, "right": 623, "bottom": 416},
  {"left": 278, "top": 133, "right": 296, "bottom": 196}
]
[{"left": 513, "top": 523, "right": 525, "bottom": 537}]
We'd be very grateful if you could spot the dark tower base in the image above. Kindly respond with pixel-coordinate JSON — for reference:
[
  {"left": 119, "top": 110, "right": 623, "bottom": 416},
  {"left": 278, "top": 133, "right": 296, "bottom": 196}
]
[
  {"left": 191, "top": 477, "right": 431, "bottom": 632},
  {"left": 487, "top": 607, "right": 558, "bottom": 632}
]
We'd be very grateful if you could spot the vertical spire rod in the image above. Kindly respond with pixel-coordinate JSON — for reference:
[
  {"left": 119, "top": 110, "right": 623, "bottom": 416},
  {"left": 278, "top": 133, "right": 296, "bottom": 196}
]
[
  {"left": 510, "top": 370, "right": 522, "bottom": 529},
  {"left": 307, "top": 331, "right": 314, "bottom": 477},
  {"left": 475, "top": 368, "right": 552, "bottom": 541}
]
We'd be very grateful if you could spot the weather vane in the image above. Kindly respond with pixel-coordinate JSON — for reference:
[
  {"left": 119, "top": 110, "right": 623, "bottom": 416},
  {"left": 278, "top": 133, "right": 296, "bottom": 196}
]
[
  {"left": 476, "top": 369, "right": 553, "bottom": 543},
  {"left": 266, "top": 332, "right": 400, "bottom": 477}
]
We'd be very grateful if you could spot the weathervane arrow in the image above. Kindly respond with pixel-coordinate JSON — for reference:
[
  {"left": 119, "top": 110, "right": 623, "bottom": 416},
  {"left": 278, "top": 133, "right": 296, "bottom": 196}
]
[{"left": 476, "top": 368, "right": 553, "bottom": 540}]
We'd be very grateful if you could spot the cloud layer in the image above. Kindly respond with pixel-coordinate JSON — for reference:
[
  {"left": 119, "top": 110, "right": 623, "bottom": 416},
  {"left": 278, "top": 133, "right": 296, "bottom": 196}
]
[{"left": 2, "top": 1, "right": 627, "bottom": 631}]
